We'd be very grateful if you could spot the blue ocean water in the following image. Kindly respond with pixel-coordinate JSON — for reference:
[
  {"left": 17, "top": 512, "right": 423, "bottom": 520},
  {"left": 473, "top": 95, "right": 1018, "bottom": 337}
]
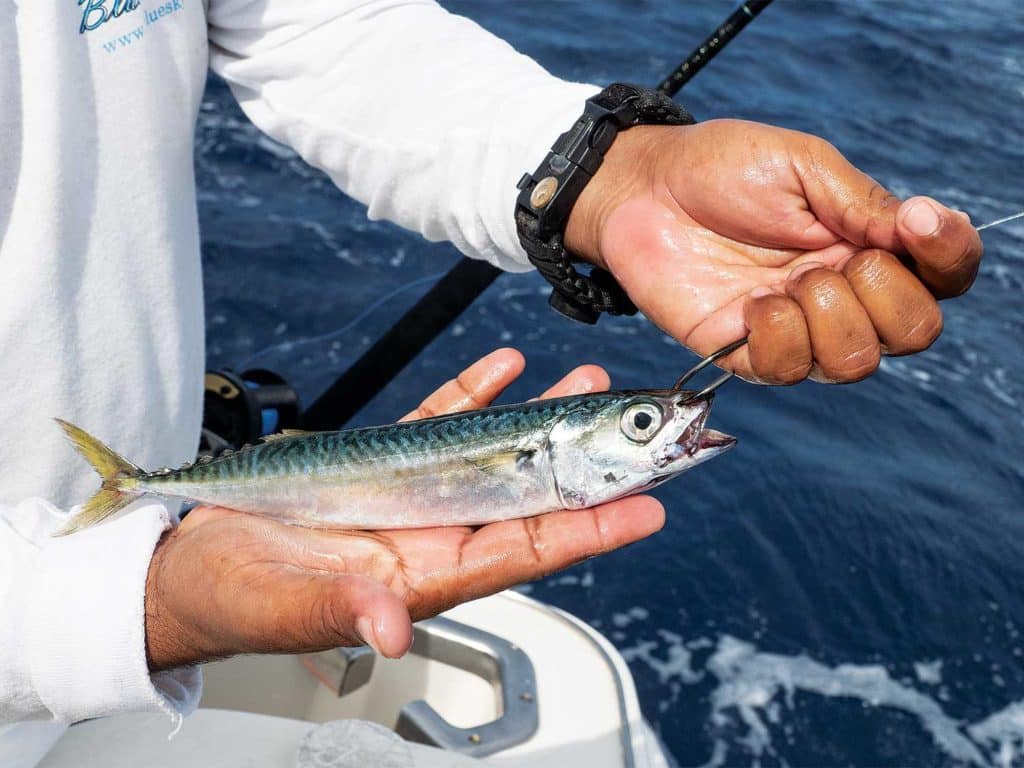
[{"left": 196, "top": 1, "right": 1024, "bottom": 765}]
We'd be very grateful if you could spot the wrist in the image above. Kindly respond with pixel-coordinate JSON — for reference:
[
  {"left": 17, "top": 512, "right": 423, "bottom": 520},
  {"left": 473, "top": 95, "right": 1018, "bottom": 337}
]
[
  {"left": 145, "top": 531, "right": 203, "bottom": 672},
  {"left": 564, "top": 124, "right": 680, "bottom": 270},
  {"left": 515, "top": 84, "right": 693, "bottom": 323}
]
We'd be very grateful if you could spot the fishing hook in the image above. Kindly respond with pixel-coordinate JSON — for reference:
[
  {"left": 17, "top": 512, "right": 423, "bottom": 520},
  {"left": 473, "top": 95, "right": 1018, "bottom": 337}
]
[{"left": 674, "top": 337, "right": 749, "bottom": 400}]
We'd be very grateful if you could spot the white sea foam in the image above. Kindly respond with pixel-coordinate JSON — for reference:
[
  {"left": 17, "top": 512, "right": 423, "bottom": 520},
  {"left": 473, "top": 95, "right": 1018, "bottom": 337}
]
[
  {"left": 620, "top": 630, "right": 704, "bottom": 686},
  {"left": 618, "top": 632, "right": 1024, "bottom": 767},
  {"left": 612, "top": 606, "right": 650, "bottom": 628},
  {"left": 969, "top": 703, "right": 1024, "bottom": 768},
  {"left": 915, "top": 659, "right": 944, "bottom": 686},
  {"left": 703, "top": 636, "right": 987, "bottom": 766}
]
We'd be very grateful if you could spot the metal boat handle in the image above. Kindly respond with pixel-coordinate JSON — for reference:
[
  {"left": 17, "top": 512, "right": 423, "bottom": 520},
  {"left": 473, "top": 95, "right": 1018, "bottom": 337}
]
[{"left": 395, "top": 616, "right": 539, "bottom": 758}]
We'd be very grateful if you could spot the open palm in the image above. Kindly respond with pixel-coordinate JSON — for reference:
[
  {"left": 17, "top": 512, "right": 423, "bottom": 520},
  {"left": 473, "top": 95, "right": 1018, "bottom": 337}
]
[{"left": 144, "top": 350, "right": 663, "bottom": 670}]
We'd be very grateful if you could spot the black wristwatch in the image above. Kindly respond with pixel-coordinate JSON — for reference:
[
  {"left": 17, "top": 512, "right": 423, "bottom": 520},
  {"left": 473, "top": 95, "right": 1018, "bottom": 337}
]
[{"left": 515, "top": 83, "right": 694, "bottom": 324}]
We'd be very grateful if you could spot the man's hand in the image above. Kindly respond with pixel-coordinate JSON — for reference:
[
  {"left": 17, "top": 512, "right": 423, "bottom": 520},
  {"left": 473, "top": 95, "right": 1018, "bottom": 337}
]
[
  {"left": 144, "top": 349, "right": 664, "bottom": 671},
  {"left": 564, "top": 119, "right": 983, "bottom": 384}
]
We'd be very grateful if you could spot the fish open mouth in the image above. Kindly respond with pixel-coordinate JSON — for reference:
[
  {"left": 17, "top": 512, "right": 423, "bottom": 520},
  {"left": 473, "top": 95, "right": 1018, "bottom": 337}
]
[
  {"left": 674, "top": 399, "right": 709, "bottom": 450},
  {"left": 651, "top": 399, "right": 736, "bottom": 481},
  {"left": 674, "top": 397, "right": 736, "bottom": 458},
  {"left": 695, "top": 428, "right": 736, "bottom": 452}
]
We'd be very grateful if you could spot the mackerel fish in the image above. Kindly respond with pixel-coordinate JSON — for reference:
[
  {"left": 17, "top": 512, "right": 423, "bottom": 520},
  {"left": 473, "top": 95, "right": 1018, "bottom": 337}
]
[{"left": 54, "top": 388, "right": 734, "bottom": 535}]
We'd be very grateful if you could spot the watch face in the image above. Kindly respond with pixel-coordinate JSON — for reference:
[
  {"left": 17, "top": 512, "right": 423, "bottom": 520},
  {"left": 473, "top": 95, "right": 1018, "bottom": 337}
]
[{"left": 529, "top": 175, "right": 559, "bottom": 209}]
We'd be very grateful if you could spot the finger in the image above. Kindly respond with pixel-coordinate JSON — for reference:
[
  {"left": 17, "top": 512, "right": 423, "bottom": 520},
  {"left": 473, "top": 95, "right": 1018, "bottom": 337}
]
[
  {"left": 786, "top": 268, "right": 881, "bottom": 383},
  {"left": 743, "top": 290, "right": 813, "bottom": 384},
  {"left": 277, "top": 572, "right": 414, "bottom": 659},
  {"left": 896, "top": 197, "right": 983, "bottom": 299},
  {"left": 401, "top": 348, "right": 525, "bottom": 421},
  {"left": 795, "top": 136, "right": 903, "bottom": 253},
  {"left": 405, "top": 496, "right": 664, "bottom": 619},
  {"left": 535, "top": 364, "right": 611, "bottom": 400},
  {"left": 842, "top": 249, "right": 943, "bottom": 355}
]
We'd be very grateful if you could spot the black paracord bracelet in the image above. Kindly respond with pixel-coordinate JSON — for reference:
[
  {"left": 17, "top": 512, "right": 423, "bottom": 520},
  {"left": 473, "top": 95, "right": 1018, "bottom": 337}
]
[{"left": 515, "top": 83, "right": 694, "bottom": 324}]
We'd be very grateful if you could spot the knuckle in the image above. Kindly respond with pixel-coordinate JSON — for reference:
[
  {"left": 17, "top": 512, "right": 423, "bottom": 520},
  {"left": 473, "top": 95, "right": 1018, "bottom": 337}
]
[
  {"left": 318, "top": 598, "right": 357, "bottom": 646},
  {"left": 452, "top": 372, "right": 474, "bottom": 397},
  {"left": 761, "top": 359, "right": 813, "bottom": 386},
  {"left": 297, "top": 598, "right": 332, "bottom": 647},
  {"left": 869, "top": 184, "right": 900, "bottom": 217},
  {"left": 843, "top": 248, "right": 893, "bottom": 284},
  {"left": 454, "top": 372, "right": 487, "bottom": 409},
  {"left": 749, "top": 297, "right": 813, "bottom": 385},
  {"left": 947, "top": 245, "right": 981, "bottom": 297},
  {"left": 314, "top": 599, "right": 340, "bottom": 638},
  {"left": 850, "top": 187, "right": 898, "bottom": 246},
  {"left": 838, "top": 200, "right": 862, "bottom": 245},
  {"left": 414, "top": 403, "right": 437, "bottom": 419},
  {"left": 754, "top": 294, "right": 798, "bottom": 324},
  {"left": 822, "top": 342, "right": 881, "bottom": 382},
  {"left": 889, "top": 306, "right": 944, "bottom": 355},
  {"left": 793, "top": 267, "right": 842, "bottom": 300},
  {"left": 764, "top": 305, "right": 794, "bottom": 324},
  {"left": 400, "top": 578, "right": 429, "bottom": 619},
  {"left": 942, "top": 235, "right": 979, "bottom": 277},
  {"left": 924, "top": 230, "right": 982, "bottom": 298},
  {"left": 804, "top": 133, "right": 838, "bottom": 161}
]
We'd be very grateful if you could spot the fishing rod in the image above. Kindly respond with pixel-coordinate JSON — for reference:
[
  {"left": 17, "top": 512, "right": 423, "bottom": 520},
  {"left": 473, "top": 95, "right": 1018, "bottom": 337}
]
[
  {"left": 292, "top": 0, "right": 776, "bottom": 432},
  {"left": 658, "top": 0, "right": 773, "bottom": 96}
]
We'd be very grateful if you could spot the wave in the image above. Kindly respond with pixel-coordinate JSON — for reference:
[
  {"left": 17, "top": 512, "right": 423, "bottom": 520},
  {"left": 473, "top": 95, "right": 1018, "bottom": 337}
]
[{"left": 620, "top": 632, "right": 1024, "bottom": 767}]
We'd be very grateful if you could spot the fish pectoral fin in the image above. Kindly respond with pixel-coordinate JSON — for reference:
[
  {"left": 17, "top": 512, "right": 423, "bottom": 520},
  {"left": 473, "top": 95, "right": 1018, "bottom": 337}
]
[
  {"left": 261, "top": 429, "right": 314, "bottom": 443},
  {"left": 466, "top": 449, "right": 536, "bottom": 475}
]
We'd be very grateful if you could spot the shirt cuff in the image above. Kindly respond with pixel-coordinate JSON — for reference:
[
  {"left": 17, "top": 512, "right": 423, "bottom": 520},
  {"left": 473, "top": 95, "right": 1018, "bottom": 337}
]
[
  {"left": 26, "top": 504, "right": 202, "bottom": 726},
  {"left": 479, "top": 79, "right": 600, "bottom": 272}
]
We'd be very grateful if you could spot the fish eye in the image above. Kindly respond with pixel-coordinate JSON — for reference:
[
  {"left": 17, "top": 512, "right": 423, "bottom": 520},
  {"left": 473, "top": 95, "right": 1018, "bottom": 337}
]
[{"left": 620, "top": 402, "right": 663, "bottom": 443}]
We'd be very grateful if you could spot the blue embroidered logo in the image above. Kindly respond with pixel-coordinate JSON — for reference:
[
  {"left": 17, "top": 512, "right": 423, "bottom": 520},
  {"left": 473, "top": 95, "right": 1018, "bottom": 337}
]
[
  {"left": 78, "top": 0, "right": 141, "bottom": 35},
  {"left": 91, "top": 0, "right": 185, "bottom": 53}
]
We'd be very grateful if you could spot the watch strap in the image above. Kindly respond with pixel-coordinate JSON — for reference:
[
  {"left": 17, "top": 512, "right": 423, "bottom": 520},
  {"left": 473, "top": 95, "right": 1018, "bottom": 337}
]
[{"left": 515, "top": 83, "right": 694, "bottom": 324}]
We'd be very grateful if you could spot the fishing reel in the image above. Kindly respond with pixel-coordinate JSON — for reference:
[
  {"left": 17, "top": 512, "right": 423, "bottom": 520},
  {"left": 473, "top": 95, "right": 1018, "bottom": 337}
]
[{"left": 200, "top": 369, "right": 301, "bottom": 456}]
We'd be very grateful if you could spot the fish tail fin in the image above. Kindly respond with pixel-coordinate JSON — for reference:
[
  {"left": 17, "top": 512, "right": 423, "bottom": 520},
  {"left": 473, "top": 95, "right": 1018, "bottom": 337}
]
[
  {"left": 53, "top": 418, "right": 144, "bottom": 536},
  {"left": 54, "top": 488, "right": 133, "bottom": 537}
]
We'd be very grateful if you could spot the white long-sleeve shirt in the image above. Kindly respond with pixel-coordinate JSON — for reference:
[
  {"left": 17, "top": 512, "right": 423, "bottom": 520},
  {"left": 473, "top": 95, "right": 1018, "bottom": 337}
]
[{"left": 0, "top": 0, "right": 595, "bottom": 751}]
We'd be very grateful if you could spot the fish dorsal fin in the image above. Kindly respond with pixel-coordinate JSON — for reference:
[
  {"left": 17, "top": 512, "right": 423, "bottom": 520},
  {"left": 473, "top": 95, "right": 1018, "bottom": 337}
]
[
  {"left": 261, "top": 429, "right": 313, "bottom": 443},
  {"left": 467, "top": 449, "right": 537, "bottom": 475}
]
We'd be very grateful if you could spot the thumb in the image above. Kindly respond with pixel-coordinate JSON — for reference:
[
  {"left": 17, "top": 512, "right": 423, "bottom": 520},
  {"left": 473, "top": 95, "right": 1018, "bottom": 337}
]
[
  {"left": 796, "top": 137, "right": 903, "bottom": 252},
  {"left": 895, "top": 196, "right": 982, "bottom": 298},
  {"left": 296, "top": 573, "right": 414, "bottom": 659}
]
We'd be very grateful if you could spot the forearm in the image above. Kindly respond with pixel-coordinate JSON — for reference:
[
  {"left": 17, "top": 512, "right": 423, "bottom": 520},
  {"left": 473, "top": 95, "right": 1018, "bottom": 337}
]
[{"left": 207, "top": 0, "right": 597, "bottom": 271}]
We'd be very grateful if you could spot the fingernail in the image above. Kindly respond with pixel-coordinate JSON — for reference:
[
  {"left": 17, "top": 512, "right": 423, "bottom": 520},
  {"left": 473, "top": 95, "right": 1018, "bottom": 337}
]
[
  {"left": 787, "top": 262, "right": 824, "bottom": 281},
  {"left": 749, "top": 286, "right": 774, "bottom": 299},
  {"left": 903, "top": 199, "right": 941, "bottom": 237},
  {"left": 355, "top": 615, "right": 382, "bottom": 655}
]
